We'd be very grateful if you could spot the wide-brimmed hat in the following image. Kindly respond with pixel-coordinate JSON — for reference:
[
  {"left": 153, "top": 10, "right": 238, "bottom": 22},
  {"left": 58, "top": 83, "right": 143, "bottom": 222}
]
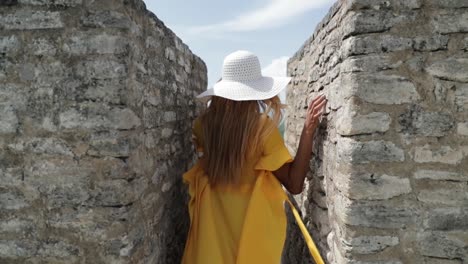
[{"left": 196, "top": 50, "right": 291, "bottom": 101}]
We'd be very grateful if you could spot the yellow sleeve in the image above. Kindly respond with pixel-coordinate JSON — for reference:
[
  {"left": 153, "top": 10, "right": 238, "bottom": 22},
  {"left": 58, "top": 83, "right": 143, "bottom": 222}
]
[{"left": 254, "top": 121, "right": 293, "bottom": 171}]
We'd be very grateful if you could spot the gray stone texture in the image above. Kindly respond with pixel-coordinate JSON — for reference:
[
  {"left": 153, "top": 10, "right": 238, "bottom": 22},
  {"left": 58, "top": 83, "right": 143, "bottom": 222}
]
[
  {"left": 283, "top": 0, "right": 468, "bottom": 263},
  {"left": 0, "top": 0, "right": 207, "bottom": 263}
]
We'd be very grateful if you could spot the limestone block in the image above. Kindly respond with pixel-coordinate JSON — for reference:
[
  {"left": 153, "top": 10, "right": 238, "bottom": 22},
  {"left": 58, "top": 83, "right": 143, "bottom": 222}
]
[
  {"left": 335, "top": 194, "right": 418, "bottom": 228},
  {"left": 454, "top": 84, "right": 468, "bottom": 111},
  {"left": 458, "top": 122, "right": 468, "bottom": 136},
  {"left": 424, "top": 207, "right": 468, "bottom": 231},
  {"left": 413, "top": 35, "right": 449, "bottom": 51},
  {"left": 412, "top": 144, "right": 468, "bottom": 164},
  {"left": 414, "top": 169, "right": 468, "bottom": 182},
  {"left": 0, "top": 35, "right": 20, "bottom": 55},
  {"left": 337, "top": 110, "right": 391, "bottom": 136},
  {"left": 418, "top": 231, "right": 468, "bottom": 259},
  {"left": 7, "top": 137, "right": 74, "bottom": 156},
  {"left": 348, "top": 0, "right": 422, "bottom": 10},
  {"left": 18, "top": 0, "right": 82, "bottom": 6},
  {"left": 340, "top": 55, "right": 402, "bottom": 73},
  {"left": 80, "top": 10, "right": 132, "bottom": 29},
  {"left": 342, "top": 10, "right": 416, "bottom": 37},
  {"left": 432, "top": 9, "right": 468, "bottom": 33},
  {"left": 0, "top": 10, "right": 63, "bottom": 30},
  {"left": 342, "top": 35, "right": 413, "bottom": 57},
  {"left": 74, "top": 59, "right": 127, "bottom": 80},
  {"left": 63, "top": 32, "right": 129, "bottom": 55},
  {"left": 338, "top": 138, "right": 405, "bottom": 164},
  {"left": 59, "top": 103, "right": 141, "bottom": 131},
  {"left": 417, "top": 181, "right": 468, "bottom": 206},
  {"left": 398, "top": 105, "right": 454, "bottom": 136},
  {"left": 27, "top": 37, "right": 58, "bottom": 56},
  {"left": 426, "top": 0, "right": 468, "bottom": 8},
  {"left": 87, "top": 131, "right": 130, "bottom": 157},
  {"left": 334, "top": 171, "right": 412, "bottom": 200},
  {"left": 342, "top": 235, "right": 399, "bottom": 254},
  {"left": 0, "top": 105, "right": 19, "bottom": 134},
  {"left": 427, "top": 58, "right": 468, "bottom": 82},
  {"left": 0, "top": 240, "right": 39, "bottom": 258},
  {"left": 351, "top": 73, "right": 420, "bottom": 105}
]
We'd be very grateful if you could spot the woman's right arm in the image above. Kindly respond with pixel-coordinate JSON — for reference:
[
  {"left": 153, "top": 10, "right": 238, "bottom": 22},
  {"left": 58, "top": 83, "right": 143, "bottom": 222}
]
[{"left": 273, "top": 94, "right": 327, "bottom": 195}]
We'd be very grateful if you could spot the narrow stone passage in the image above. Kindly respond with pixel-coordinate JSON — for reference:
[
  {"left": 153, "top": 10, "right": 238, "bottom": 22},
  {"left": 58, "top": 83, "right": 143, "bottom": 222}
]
[{"left": 1, "top": 0, "right": 467, "bottom": 263}]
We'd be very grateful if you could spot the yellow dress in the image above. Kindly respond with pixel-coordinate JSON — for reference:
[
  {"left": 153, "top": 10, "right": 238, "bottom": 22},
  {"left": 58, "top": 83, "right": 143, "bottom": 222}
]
[{"left": 181, "top": 117, "right": 324, "bottom": 264}]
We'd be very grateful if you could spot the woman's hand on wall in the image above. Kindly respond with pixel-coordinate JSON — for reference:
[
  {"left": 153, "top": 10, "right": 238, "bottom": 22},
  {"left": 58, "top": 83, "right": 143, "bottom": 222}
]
[{"left": 304, "top": 94, "right": 327, "bottom": 135}]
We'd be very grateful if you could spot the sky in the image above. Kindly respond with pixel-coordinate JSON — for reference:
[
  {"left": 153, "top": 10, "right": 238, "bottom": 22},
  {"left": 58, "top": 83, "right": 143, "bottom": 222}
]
[{"left": 143, "top": 0, "right": 336, "bottom": 102}]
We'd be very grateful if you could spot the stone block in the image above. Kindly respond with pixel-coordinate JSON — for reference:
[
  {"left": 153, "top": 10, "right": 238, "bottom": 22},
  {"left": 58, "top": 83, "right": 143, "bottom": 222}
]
[
  {"left": 424, "top": 207, "right": 468, "bottom": 231},
  {"left": 457, "top": 122, "right": 468, "bottom": 136},
  {"left": 350, "top": 73, "right": 420, "bottom": 105},
  {"left": 0, "top": 240, "right": 39, "bottom": 258},
  {"left": 338, "top": 138, "right": 405, "bottom": 164},
  {"left": 414, "top": 169, "right": 468, "bottom": 182},
  {"left": 63, "top": 32, "right": 129, "bottom": 55},
  {"left": 18, "top": 0, "right": 82, "bottom": 5},
  {"left": 398, "top": 105, "right": 454, "bottom": 136},
  {"left": 7, "top": 137, "right": 74, "bottom": 156},
  {"left": 0, "top": 105, "right": 19, "bottom": 134},
  {"left": 59, "top": 103, "right": 141, "bottom": 131},
  {"left": 417, "top": 181, "right": 468, "bottom": 206},
  {"left": 0, "top": 10, "right": 64, "bottom": 30},
  {"left": 74, "top": 59, "right": 127, "bottom": 80},
  {"left": 0, "top": 187, "right": 33, "bottom": 210},
  {"left": 334, "top": 171, "right": 412, "bottom": 200},
  {"left": 412, "top": 144, "right": 468, "bottom": 164},
  {"left": 427, "top": 58, "right": 468, "bottom": 82},
  {"left": 335, "top": 194, "right": 418, "bottom": 228},
  {"left": 454, "top": 84, "right": 468, "bottom": 111},
  {"left": 432, "top": 10, "right": 468, "bottom": 33},
  {"left": 426, "top": 0, "right": 468, "bottom": 8},
  {"left": 0, "top": 35, "right": 20, "bottom": 55},
  {"left": 342, "top": 35, "right": 413, "bottom": 57},
  {"left": 87, "top": 131, "right": 130, "bottom": 157},
  {"left": 342, "top": 10, "right": 416, "bottom": 38},
  {"left": 340, "top": 55, "right": 402, "bottom": 73},
  {"left": 337, "top": 110, "right": 391, "bottom": 136},
  {"left": 83, "top": 79, "right": 125, "bottom": 105},
  {"left": 413, "top": 35, "right": 449, "bottom": 51},
  {"left": 80, "top": 10, "right": 132, "bottom": 29},
  {"left": 418, "top": 231, "right": 468, "bottom": 259},
  {"left": 342, "top": 235, "right": 399, "bottom": 254},
  {"left": 90, "top": 179, "right": 138, "bottom": 207},
  {"left": 163, "top": 111, "right": 177, "bottom": 122},
  {"left": 28, "top": 37, "right": 58, "bottom": 56},
  {"left": 347, "top": 0, "right": 422, "bottom": 10}
]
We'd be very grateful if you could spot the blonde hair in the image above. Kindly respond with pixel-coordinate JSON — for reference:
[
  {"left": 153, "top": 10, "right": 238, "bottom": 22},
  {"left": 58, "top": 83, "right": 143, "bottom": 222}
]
[{"left": 198, "top": 95, "right": 286, "bottom": 186}]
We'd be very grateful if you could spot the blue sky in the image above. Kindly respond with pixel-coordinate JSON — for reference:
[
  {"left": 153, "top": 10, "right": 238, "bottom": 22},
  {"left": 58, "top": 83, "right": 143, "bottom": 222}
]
[{"left": 143, "top": 0, "right": 336, "bottom": 101}]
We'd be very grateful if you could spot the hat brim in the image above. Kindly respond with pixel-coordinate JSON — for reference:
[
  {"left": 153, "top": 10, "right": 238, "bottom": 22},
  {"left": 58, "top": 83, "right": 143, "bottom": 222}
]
[{"left": 196, "top": 76, "right": 291, "bottom": 101}]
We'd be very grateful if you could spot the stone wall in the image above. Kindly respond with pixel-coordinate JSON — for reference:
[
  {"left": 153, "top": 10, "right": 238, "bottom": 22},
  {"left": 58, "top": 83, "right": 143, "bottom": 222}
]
[
  {"left": 0, "top": 0, "right": 207, "bottom": 263},
  {"left": 283, "top": 0, "right": 468, "bottom": 263}
]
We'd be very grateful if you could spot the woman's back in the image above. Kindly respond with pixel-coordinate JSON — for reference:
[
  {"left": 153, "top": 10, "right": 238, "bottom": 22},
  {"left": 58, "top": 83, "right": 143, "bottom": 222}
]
[
  {"left": 182, "top": 115, "right": 294, "bottom": 263},
  {"left": 182, "top": 50, "right": 326, "bottom": 264}
]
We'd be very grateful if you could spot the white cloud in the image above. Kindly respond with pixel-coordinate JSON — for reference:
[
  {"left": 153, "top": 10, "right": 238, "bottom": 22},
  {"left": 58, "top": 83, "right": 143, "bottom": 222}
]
[
  {"left": 262, "top": 56, "right": 290, "bottom": 102},
  {"left": 190, "top": 0, "right": 335, "bottom": 34}
]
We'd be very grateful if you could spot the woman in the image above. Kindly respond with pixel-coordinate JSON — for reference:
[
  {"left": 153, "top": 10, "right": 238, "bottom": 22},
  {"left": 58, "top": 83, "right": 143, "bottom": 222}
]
[{"left": 181, "top": 50, "right": 327, "bottom": 264}]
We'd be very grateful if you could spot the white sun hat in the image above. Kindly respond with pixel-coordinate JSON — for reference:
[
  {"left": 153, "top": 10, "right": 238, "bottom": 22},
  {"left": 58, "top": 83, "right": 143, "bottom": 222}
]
[{"left": 196, "top": 50, "right": 291, "bottom": 101}]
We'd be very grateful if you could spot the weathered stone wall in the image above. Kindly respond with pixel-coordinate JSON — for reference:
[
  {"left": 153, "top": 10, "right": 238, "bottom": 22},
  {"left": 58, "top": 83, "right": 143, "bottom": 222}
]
[
  {"left": 0, "top": 0, "right": 206, "bottom": 263},
  {"left": 283, "top": 0, "right": 468, "bottom": 263}
]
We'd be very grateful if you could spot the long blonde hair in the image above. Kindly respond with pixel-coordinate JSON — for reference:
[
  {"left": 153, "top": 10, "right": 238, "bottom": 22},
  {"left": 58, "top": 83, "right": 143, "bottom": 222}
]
[{"left": 198, "top": 95, "right": 286, "bottom": 186}]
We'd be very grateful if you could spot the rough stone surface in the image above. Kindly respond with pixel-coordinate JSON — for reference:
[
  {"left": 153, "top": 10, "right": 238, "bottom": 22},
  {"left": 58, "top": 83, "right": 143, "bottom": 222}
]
[
  {"left": 283, "top": 1, "right": 468, "bottom": 263},
  {"left": 0, "top": 1, "right": 207, "bottom": 263}
]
